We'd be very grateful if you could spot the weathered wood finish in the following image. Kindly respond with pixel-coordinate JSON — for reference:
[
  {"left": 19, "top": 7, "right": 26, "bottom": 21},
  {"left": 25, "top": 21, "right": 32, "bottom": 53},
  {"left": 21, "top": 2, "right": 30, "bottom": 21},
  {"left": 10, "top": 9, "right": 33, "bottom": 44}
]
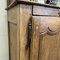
[
  {"left": 16, "top": 5, "right": 20, "bottom": 60},
  {"left": 30, "top": 17, "right": 40, "bottom": 60},
  {"left": 39, "top": 33, "right": 60, "bottom": 60},
  {"left": 7, "top": 1, "right": 60, "bottom": 60},
  {"left": 7, "top": 0, "right": 31, "bottom": 6},
  {"left": 31, "top": 16, "right": 60, "bottom": 60},
  {"left": 7, "top": 0, "right": 60, "bottom": 10},
  {"left": 8, "top": 4, "right": 32, "bottom": 60},
  {"left": 8, "top": 6, "right": 17, "bottom": 24},
  {"left": 30, "top": 16, "right": 60, "bottom": 60},
  {"left": 33, "top": 6, "right": 59, "bottom": 16},
  {"left": 8, "top": 5, "right": 20, "bottom": 60},
  {"left": 8, "top": 23, "right": 17, "bottom": 60},
  {"left": 20, "top": 4, "right": 32, "bottom": 60}
]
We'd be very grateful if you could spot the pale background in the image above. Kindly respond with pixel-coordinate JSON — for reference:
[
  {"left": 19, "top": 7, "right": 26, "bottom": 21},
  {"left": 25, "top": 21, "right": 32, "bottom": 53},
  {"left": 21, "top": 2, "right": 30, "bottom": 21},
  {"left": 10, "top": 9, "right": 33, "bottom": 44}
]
[{"left": 0, "top": 0, "right": 9, "bottom": 60}]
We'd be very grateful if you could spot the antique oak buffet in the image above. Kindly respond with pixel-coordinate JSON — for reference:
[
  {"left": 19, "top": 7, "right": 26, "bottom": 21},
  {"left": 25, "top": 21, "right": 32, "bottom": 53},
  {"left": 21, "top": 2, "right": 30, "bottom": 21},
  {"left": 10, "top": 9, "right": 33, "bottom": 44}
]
[{"left": 7, "top": 0, "right": 60, "bottom": 60}]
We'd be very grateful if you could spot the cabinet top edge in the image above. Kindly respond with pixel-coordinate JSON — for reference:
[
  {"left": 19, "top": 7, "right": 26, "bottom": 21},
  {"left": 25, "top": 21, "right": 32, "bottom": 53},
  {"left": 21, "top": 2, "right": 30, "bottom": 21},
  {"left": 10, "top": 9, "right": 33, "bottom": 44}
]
[{"left": 6, "top": 0, "right": 60, "bottom": 10}]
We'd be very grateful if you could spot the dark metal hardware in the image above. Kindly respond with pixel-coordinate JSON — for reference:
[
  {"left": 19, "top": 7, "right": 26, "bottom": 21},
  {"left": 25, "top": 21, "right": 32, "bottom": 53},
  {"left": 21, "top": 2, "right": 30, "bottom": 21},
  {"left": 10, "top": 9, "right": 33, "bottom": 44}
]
[{"left": 25, "top": 18, "right": 32, "bottom": 50}]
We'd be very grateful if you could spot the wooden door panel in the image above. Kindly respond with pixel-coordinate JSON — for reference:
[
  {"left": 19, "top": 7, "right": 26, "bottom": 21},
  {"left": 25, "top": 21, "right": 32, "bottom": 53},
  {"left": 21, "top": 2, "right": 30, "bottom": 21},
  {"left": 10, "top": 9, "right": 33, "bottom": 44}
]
[
  {"left": 30, "top": 17, "right": 40, "bottom": 60},
  {"left": 30, "top": 16, "right": 60, "bottom": 60},
  {"left": 39, "top": 34, "right": 58, "bottom": 60}
]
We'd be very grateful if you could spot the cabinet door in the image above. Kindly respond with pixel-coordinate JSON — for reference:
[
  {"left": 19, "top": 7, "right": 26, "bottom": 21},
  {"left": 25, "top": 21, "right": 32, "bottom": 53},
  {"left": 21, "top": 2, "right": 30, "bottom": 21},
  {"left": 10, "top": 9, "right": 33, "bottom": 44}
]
[
  {"left": 30, "top": 16, "right": 60, "bottom": 60},
  {"left": 20, "top": 4, "right": 32, "bottom": 60}
]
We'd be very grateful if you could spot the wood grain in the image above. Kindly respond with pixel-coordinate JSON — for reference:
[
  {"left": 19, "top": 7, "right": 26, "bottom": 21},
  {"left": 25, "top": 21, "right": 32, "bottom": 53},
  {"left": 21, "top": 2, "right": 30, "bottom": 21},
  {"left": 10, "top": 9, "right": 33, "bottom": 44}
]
[
  {"left": 20, "top": 4, "right": 32, "bottom": 60},
  {"left": 7, "top": 3, "right": 60, "bottom": 60},
  {"left": 37, "top": 17, "right": 60, "bottom": 60},
  {"left": 57, "top": 32, "right": 60, "bottom": 60},
  {"left": 30, "top": 16, "right": 40, "bottom": 60},
  {"left": 16, "top": 5, "right": 20, "bottom": 60},
  {"left": 8, "top": 6, "right": 17, "bottom": 24},
  {"left": 8, "top": 23, "right": 17, "bottom": 60},
  {"left": 39, "top": 34, "right": 58, "bottom": 60},
  {"left": 33, "top": 6, "right": 59, "bottom": 16},
  {"left": 30, "top": 16, "right": 60, "bottom": 60}
]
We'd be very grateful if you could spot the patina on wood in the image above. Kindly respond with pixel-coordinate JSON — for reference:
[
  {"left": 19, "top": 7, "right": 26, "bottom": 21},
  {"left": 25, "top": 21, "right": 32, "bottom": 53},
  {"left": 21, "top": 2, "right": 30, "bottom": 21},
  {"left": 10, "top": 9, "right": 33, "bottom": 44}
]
[{"left": 7, "top": 0, "right": 60, "bottom": 60}]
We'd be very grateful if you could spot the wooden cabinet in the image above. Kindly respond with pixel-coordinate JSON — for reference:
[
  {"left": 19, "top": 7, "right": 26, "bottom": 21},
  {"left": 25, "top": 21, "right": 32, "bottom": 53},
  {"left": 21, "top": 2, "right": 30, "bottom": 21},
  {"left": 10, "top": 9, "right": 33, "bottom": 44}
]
[{"left": 7, "top": 1, "right": 60, "bottom": 60}]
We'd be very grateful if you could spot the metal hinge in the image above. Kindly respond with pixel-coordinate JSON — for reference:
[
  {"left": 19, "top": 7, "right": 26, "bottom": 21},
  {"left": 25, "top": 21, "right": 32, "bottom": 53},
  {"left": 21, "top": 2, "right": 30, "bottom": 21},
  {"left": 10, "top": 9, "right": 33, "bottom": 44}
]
[{"left": 25, "top": 19, "right": 32, "bottom": 50}]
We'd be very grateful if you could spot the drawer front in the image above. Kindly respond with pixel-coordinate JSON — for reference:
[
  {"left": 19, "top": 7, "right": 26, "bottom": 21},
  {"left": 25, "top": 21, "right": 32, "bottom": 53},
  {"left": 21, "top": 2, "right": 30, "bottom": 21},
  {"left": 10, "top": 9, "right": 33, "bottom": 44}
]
[{"left": 33, "top": 6, "right": 59, "bottom": 16}]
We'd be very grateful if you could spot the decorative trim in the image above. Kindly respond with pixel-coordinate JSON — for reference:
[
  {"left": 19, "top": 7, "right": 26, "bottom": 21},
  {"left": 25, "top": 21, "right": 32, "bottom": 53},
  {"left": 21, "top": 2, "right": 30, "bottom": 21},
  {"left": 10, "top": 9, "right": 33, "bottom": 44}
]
[
  {"left": 6, "top": 0, "right": 60, "bottom": 10},
  {"left": 32, "top": 16, "right": 60, "bottom": 36}
]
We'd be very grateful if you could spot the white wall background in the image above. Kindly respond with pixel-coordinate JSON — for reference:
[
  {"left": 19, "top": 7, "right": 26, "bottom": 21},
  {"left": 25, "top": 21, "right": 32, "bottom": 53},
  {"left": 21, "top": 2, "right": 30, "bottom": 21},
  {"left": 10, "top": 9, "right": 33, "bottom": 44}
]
[
  {"left": 0, "top": 0, "right": 9, "bottom": 60},
  {"left": 35, "top": 0, "right": 44, "bottom": 3},
  {"left": 57, "top": 0, "right": 60, "bottom": 6}
]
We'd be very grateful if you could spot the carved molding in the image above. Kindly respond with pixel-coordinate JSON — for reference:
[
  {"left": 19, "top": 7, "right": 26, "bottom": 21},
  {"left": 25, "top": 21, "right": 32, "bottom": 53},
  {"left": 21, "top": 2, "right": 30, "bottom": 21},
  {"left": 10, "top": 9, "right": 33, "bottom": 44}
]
[{"left": 32, "top": 16, "right": 60, "bottom": 36}]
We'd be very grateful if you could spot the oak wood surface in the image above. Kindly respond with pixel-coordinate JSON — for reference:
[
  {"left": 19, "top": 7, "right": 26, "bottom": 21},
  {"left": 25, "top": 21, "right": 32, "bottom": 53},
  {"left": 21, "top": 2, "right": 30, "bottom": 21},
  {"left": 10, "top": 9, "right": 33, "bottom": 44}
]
[
  {"left": 33, "top": 6, "right": 59, "bottom": 16},
  {"left": 8, "top": 23, "right": 17, "bottom": 60},
  {"left": 8, "top": 6, "right": 17, "bottom": 24},
  {"left": 6, "top": 0, "right": 60, "bottom": 10},
  {"left": 19, "top": 4, "right": 32, "bottom": 60},
  {"left": 7, "top": 2, "right": 60, "bottom": 60},
  {"left": 16, "top": 5, "right": 20, "bottom": 60},
  {"left": 31, "top": 16, "right": 60, "bottom": 60},
  {"left": 8, "top": 5, "right": 20, "bottom": 60},
  {"left": 30, "top": 16, "right": 40, "bottom": 60}
]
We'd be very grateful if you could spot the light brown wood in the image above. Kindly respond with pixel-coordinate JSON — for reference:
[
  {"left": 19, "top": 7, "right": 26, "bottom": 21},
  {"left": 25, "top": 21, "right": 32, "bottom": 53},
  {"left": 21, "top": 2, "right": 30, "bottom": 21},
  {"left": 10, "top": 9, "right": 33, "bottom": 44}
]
[
  {"left": 57, "top": 32, "right": 60, "bottom": 60},
  {"left": 19, "top": 4, "right": 32, "bottom": 60},
  {"left": 8, "top": 23, "right": 17, "bottom": 60},
  {"left": 7, "top": 0, "right": 31, "bottom": 6},
  {"left": 7, "top": 2, "right": 60, "bottom": 60},
  {"left": 8, "top": 6, "right": 17, "bottom": 24},
  {"left": 30, "top": 16, "right": 60, "bottom": 60},
  {"left": 30, "top": 16, "right": 40, "bottom": 60},
  {"left": 39, "top": 34, "right": 58, "bottom": 60},
  {"left": 16, "top": 5, "right": 20, "bottom": 60},
  {"left": 33, "top": 6, "right": 59, "bottom": 16}
]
